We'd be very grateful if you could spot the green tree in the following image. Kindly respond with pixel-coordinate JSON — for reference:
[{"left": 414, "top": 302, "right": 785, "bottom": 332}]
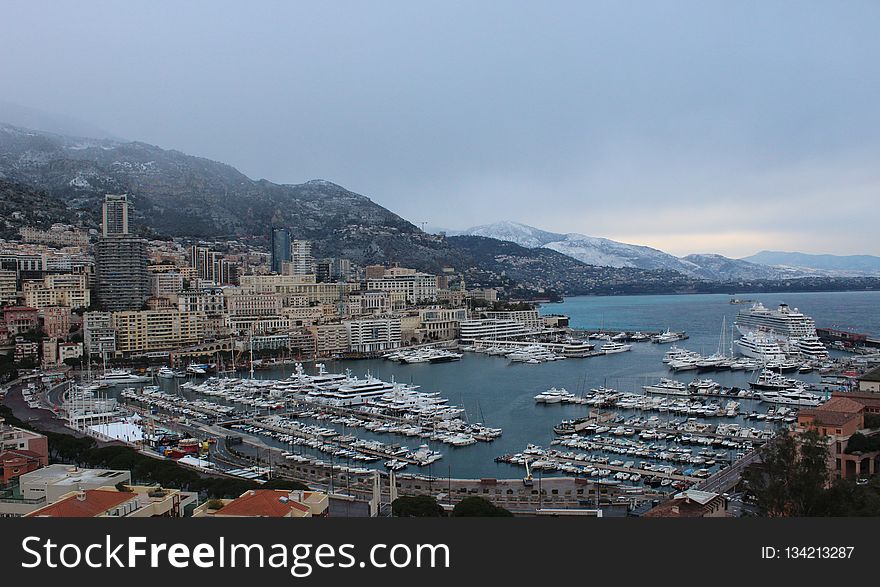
[
  {"left": 744, "top": 430, "right": 829, "bottom": 516},
  {"left": 452, "top": 496, "right": 513, "bottom": 517},
  {"left": 391, "top": 495, "right": 444, "bottom": 517}
]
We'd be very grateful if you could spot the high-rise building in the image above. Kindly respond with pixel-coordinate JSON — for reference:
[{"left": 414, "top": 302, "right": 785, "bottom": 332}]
[
  {"left": 289, "top": 240, "right": 314, "bottom": 275},
  {"left": 102, "top": 194, "right": 129, "bottom": 237},
  {"left": 95, "top": 236, "right": 149, "bottom": 311},
  {"left": 270, "top": 228, "right": 291, "bottom": 274}
]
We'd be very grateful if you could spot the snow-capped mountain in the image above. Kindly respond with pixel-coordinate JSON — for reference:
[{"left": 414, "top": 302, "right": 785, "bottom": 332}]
[
  {"left": 451, "top": 221, "right": 564, "bottom": 249},
  {"left": 455, "top": 221, "right": 812, "bottom": 281}
]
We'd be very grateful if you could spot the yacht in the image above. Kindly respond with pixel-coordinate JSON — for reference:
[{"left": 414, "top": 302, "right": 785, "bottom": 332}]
[
  {"left": 652, "top": 329, "right": 687, "bottom": 344},
  {"left": 96, "top": 369, "right": 150, "bottom": 385},
  {"left": 758, "top": 388, "right": 823, "bottom": 407},
  {"left": 643, "top": 378, "right": 689, "bottom": 396},
  {"left": 749, "top": 369, "right": 797, "bottom": 391},
  {"left": 534, "top": 387, "right": 574, "bottom": 404},
  {"left": 735, "top": 332, "right": 786, "bottom": 361},
  {"left": 156, "top": 366, "right": 184, "bottom": 379},
  {"left": 793, "top": 336, "right": 829, "bottom": 360},
  {"left": 186, "top": 363, "right": 211, "bottom": 375},
  {"left": 601, "top": 341, "right": 632, "bottom": 354}
]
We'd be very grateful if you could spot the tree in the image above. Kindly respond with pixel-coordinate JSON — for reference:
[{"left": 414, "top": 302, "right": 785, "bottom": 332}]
[
  {"left": 452, "top": 496, "right": 513, "bottom": 517},
  {"left": 391, "top": 495, "right": 444, "bottom": 517},
  {"left": 744, "top": 430, "right": 829, "bottom": 516}
]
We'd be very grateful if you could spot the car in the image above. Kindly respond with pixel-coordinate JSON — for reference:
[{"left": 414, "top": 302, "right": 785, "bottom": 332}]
[{"left": 856, "top": 478, "right": 870, "bottom": 486}]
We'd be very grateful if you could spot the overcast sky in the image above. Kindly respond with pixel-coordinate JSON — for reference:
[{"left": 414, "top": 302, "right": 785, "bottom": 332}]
[{"left": 2, "top": 1, "right": 878, "bottom": 257}]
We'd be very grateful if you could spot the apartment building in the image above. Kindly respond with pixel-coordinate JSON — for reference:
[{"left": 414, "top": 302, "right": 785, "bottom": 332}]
[
  {"left": 83, "top": 311, "right": 116, "bottom": 355},
  {"left": 309, "top": 323, "right": 348, "bottom": 357},
  {"left": 482, "top": 310, "right": 544, "bottom": 332},
  {"left": 39, "top": 306, "right": 71, "bottom": 338},
  {"left": 111, "top": 310, "right": 206, "bottom": 355},
  {"left": 459, "top": 318, "right": 532, "bottom": 341},
  {"left": 344, "top": 316, "right": 402, "bottom": 353},
  {"left": 366, "top": 271, "right": 438, "bottom": 304},
  {"left": 0, "top": 268, "right": 17, "bottom": 305},
  {"left": 22, "top": 273, "right": 90, "bottom": 309}
]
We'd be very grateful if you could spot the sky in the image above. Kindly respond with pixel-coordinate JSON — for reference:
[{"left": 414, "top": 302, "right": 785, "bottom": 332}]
[{"left": 1, "top": 1, "right": 879, "bottom": 257}]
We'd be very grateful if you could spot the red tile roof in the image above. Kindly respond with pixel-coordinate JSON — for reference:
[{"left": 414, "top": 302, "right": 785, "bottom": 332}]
[
  {"left": 25, "top": 489, "right": 136, "bottom": 518},
  {"left": 217, "top": 490, "right": 311, "bottom": 517}
]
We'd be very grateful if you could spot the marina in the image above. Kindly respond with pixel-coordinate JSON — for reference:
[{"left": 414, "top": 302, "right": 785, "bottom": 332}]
[{"left": 49, "top": 291, "right": 880, "bottom": 487}]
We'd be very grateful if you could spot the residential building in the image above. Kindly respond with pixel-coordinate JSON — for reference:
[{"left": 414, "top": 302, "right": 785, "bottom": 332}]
[
  {"left": 83, "top": 311, "right": 116, "bottom": 356},
  {"left": 19, "top": 224, "right": 90, "bottom": 248},
  {"left": 459, "top": 318, "right": 531, "bottom": 342},
  {"left": 270, "top": 227, "right": 291, "bottom": 274},
  {"left": 797, "top": 395, "right": 879, "bottom": 479},
  {"left": 345, "top": 316, "right": 401, "bottom": 353},
  {"left": 177, "top": 287, "right": 226, "bottom": 316},
  {"left": 39, "top": 306, "right": 71, "bottom": 339},
  {"left": 346, "top": 290, "right": 390, "bottom": 316},
  {"left": 101, "top": 194, "right": 129, "bottom": 237},
  {"left": 366, "top": 271, "right": 438, "bottom": 304},
  {"left": 0, "top": 269, "right": 16, "bottom": 305},
  {"left": 287, "top": 239, "right": 314, "bottom": 275},
  {"left": 858, "top": 366, "right": 880, "bottom": 393},
  {"left": 642, "top": 490, "right": 728, "bottom": 517},
  {"left": 0, "top": 449, "right": 45, "bottom": 484},
  {"left": 0, "top": 419, "right": 48, "bottom": 468},
  {"left": 193, "top": 489, "right": 328, "bottom": 518},
  {"left": 111, "top": 310, "right": 206, "bottom": 355},
  {"left": 22, "top": 273, "right": 90, "bottom": 309},
  {"left": 3, "top": 306, "right": 39, "bottom": 335},
  {"left": 149, "top": 270, "right": 184, "bottom": 301},
  {"left": 482, "top": 310, "right": 543, "bottom": 332},
  {"left": 417, "top": 307, "right": 468, "bottom": 341},
  {"left": 309, "top": 323, "right": 348, "bottom": 357},
  {"left": 94, "top": 236, "right": 149, "bottom": 311}
]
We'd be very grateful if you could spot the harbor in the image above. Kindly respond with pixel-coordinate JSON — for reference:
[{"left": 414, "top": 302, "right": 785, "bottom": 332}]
[{"left": 31, "top": 290, "right": 880, "bottom": 496}]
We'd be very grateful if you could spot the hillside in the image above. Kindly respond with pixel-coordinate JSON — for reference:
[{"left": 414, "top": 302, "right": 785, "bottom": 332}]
[
  {"left": 742, "top": 250, "right": 880, "bottom": 275},
  {"left": 457, "top": 221, "right": 820, "bottom": 281}
]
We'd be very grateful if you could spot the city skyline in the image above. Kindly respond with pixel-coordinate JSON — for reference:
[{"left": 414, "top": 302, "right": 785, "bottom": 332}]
[{"left": 2, "top": 2, "right": 879, "bottom": 259}]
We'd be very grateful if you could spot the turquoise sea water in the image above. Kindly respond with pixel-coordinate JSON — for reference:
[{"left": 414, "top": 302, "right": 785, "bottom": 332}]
[{"left": 157, "top": 291, "right": 879, "bottom": 479}]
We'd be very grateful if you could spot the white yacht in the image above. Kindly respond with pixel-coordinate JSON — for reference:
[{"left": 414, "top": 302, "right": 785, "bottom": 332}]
[
  {"left": 601, "top": 341, "right": 632, "bottom": 354},
  {"left": 534, "top": 387, "right": 574, "bottom": 403},
  {"left": 96, "top": 369, "right": 150, "bottom": 385},
  {"left": 735, "top": 332, "right": 786, "bottom": 361},
  {"left": 156, "top": 366, "right": 184, "bottom": 379},
  {"left": 643, "top": 378, "right": 689, "bottom": 396},
  {"left": 793, "top": 336, "right": 829, "bottom": 360},
  {"left": 758, "top": 388, "right": 823, "bottom": 407},
  {"left": 652, "top": 329, "right": 687, "bottom": 344}
]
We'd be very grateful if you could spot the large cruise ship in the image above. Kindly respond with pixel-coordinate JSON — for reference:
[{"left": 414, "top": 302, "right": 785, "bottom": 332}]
[
  {"left": 734, "top": 302, "right": 827, "bottom": 357},
  {"left": 735, "top": 302, "right": 818, "bottom": 338}
]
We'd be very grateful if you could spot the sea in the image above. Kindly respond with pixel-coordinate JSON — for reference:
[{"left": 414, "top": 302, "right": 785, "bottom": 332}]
[{"left": 152, "top": 291, "right": 880, "bottom": 480}]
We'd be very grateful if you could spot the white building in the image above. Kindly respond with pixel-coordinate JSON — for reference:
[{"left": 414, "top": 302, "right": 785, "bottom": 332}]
[
  {"left": 366, "top": 272, "right": 438, "bottom": 304},
  {"left": 459, "top": 318, "right": 532, "bottom": 342},
  {"left": 344, "top": 316, "right": 402, "bottom": 353}
]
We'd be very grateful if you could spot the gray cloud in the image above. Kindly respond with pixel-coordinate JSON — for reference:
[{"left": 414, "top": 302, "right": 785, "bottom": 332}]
[{"left": 1, "top": 0, "right": 877, "bottom": 256}]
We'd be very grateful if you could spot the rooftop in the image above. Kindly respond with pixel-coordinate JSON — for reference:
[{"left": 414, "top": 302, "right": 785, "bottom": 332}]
[
  {"left": 216, "top": 489, "right": 312, "bottom": 517},
  {"left": 19, "top": 464, "right": 129, "bottom": 487},
  {"left": 858, "top": 365, "right": 880, "bottom": 383},
  {"left": 25, "top": 489, "right": 135, "bottom": 518}
]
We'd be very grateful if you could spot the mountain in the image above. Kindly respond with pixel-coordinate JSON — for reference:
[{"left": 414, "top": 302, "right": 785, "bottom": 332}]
[
  {"left": 0, "top": 122, "right": 701, "bottom": 293},
  {"left": 456, "top": 221, "right": 806, "bottom": 280},
  {"left": 680, "top": 254, "right": 809, "bottom": 281},
  {"left": 742, "top": 251, "right": 880, "bottom": 275},
  {"left": 453, "top": 221, "right": 564, "bottom": 248},
  {"left": 0, "top": 122, "right": 468, "bottom": 271}
]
